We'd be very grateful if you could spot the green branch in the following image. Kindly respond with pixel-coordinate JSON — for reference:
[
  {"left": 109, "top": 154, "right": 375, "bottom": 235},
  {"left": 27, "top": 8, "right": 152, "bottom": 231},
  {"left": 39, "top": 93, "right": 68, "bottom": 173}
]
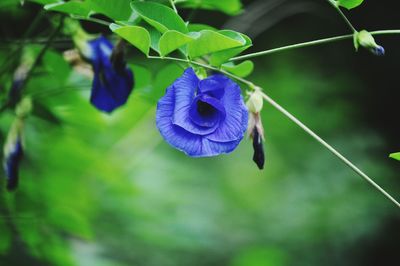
[
  {"left": 148, "top": 56, "right": 255, "bottom": 88},
  {"left": 71, "top": 15, "right": 111, "bottom": 27},
  {"left": 326, "top": 0, "right": 357, "bottom": 33},
  {"left": 230, "top": 30, "right": 400, "bottom": 61},
  {"left": 169, "top": 0, "right": 178, "bottom": 13}
]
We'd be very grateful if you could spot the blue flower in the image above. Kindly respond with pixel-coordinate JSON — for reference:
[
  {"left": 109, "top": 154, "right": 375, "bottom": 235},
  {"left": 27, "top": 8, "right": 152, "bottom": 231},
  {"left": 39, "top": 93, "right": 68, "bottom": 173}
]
[
  {"left": 156, "top": 68, "right": 248, "bottom": 157},
  {"left": 371, "top": 45, "right": 385, "bottom": 56},
  {"left": 87, "top": 36, "right": 134, "bottom": 113},
  {"left": 3, "top": 137, "right": 23, "bottom": 191}
]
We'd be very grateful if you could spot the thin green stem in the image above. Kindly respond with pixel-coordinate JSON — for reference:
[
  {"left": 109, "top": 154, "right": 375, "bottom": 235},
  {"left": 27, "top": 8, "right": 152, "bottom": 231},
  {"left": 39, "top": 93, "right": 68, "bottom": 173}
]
[
  {"left": 259, "top": 91, "right": 400, "bottom": 208},
  {"left": 230, "top": 30, "right": 400, "bottom": 61},
  {"left": 231, "top": 35, "right": 352, "bottom": 61},
  {"left": 71, "top": 15, "right": 111, "bottom": 27},
  {"left": 169, "top": 0, "right": 178, "bottom": 13},
  {"left": 148, "top": 56, "right": 255, "bottom": 88},
  {"left": 370, "top": 30, "right": 400, "bottom": 35},
  {"left": 148, "top": 54, "right": 400, "bottom": 209},
  {"left": 326, "top": 0, "right": 357, "bottom": 33}
]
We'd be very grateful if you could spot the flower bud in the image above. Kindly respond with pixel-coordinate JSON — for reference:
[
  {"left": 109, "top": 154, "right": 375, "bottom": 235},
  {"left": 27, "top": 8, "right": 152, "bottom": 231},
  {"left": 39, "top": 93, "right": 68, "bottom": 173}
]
[
  {"left": 9, "top": 50, "right": 35, "bottom": 104},
  {"left": 248, "top": 111, "right": 265, "bottom": 170},
  {"left": 354, "top": 30, "right": 385, "bottom": 56},
  {"left": 252, "top": 125, "right": 265, "bottom": 170},
  {"left": 246, "top": 89, "right": 263, "bottom": 114},
  {"left": 3, "top": 119, "right": 24, "bottom": 191},
  {"left": 3, "top": 98, "right": 32, "bottom": 191},
  {"left": 86, "top": 36, "right": 134, "bottom": 113},
  {"left": 10, "top": 64, "right": 29, "bottom": 95},
  {"left": 195, "top": 67, "right": 208, "bottom": 80}
]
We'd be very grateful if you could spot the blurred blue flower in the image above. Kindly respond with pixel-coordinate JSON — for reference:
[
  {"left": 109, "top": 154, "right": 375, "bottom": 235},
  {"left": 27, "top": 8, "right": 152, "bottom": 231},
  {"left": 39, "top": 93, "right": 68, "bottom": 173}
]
[
  {"left": 371, "top": 45, "right": 385, "bottom": 56},
  {"left": 3, "top": 137, "right": 23, "bottom": 191},
  {"left": 88, "top": 36, "right": 134, "bottom": 113},
  {"left": 156, "top": 68, "right": 248, "bottom": 157}
]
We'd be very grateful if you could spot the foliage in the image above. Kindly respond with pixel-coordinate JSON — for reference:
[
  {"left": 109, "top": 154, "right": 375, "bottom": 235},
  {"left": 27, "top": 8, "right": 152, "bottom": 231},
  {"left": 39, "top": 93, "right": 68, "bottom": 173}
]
[
  {"left": 337, "top": 0, "right": 364, "bottom": 10},
  {"left": 0, "top": 0, "right": 399, "bottom": 266}
]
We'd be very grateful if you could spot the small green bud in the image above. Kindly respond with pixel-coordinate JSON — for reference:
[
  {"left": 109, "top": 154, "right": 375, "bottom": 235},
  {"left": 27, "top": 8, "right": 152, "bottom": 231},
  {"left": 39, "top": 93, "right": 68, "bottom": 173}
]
[
  {"left": 389, "top": 152, "right": 400, "bottom": 161},
  {"left": 195, "top": 67, "right": 208, "bottom": 80},
  {"left": 354, "top": 30, "right": 385, "bottom": 56},
  {"left": 246, "top": 89, "right": 263, "bottom": 113}
]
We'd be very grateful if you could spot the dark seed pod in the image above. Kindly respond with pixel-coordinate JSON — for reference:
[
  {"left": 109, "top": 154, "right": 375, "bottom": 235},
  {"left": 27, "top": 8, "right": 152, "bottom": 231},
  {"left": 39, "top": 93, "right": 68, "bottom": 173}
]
[{"left": 252, "top": 127, "right": 265, "bottom": 170}]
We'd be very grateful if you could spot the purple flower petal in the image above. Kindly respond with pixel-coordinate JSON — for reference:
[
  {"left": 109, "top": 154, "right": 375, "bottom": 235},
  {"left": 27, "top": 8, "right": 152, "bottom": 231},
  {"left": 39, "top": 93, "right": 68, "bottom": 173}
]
[
  {"left": 205, "top": 80, "right": 248, "bottom": 142},
  {"left": 171, "top": 68, "right": 219, "bottom": 135},
  {"left": 198, "top": 75, "right": 228, "bottom": 99},
  {"left": 189, "top": 94, "right": 225, "bottom": 128},
  {"left": 90, "top": 67, "right": 133, "bottom": 113},
  {"left": 156, "top": 86, "right": 204, "bottom": 156},
  {"left": 201, "top": 138, "right": 242, "bottom": 156}
]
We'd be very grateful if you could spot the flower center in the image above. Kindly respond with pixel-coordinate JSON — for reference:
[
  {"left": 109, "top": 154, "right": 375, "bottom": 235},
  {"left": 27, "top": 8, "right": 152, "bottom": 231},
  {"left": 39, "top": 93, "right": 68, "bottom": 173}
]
[
  {"left": 196, "top": 100, "right": 216, "bottom": 117},
  {"left": 188, "top": 94, "right": 226, "bottom": 128}
]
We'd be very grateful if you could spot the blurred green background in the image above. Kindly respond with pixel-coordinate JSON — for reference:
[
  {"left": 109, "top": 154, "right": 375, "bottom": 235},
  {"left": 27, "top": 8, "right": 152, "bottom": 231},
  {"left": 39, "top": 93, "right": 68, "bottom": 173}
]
[{"left": 0, "top": 0, "right": 399, "bottom": 265}]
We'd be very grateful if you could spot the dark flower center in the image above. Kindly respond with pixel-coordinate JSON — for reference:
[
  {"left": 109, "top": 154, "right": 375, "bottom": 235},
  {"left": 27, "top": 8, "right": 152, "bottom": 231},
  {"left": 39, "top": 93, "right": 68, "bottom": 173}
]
[{"left": 197, "top": 100, "right": 215, "bottom": 117}]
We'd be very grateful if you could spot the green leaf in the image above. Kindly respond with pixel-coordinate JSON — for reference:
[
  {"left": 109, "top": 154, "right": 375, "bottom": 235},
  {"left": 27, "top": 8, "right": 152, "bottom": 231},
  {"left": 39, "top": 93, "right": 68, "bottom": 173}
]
[
  {"left": 389, "top": 152, "right": 400, "bottom": 161},
  {"left": 175, "top": 0, "right": 242, "bottom": 15},
  {"left": 110, "top": 23, "right": 151, "bottom": 56},
  {"left": 32, "top": 101, "right": 63, "bottom": 126},
  {"left": 154, "top": 64, "right": 184, "bottom": 100},
  {"left": 210, "top": 32, "right": 252, "bottom": 66},
  {"left": 143, "top": 24, "right": 162, "bottom": 53},
  {"left": 337, "top": 0, "right": 364, "bottom": 10},
  {"left": 44, "top": 1, "right": 92, "bottom": 17},
  {"left": 86, "top": 0, "right": 133, "bottom": 21},
  {"left": 188, "top": 30, "right": 244, "bottom": 58},
  {"left": 221, "top": 60, "right": 254, "bottom": 78},
  {"left": 188, "top": 23, "right": 217, "bottom": 32},
  {"left": 159, "top": 30, "right": 195, "bottom": 56},
  {"left": 218, "top": 30, "right": 247, "bottom": 44},
  {"left": 44, "top": 0, "right": 133, "bottom": 21},
  {"left": 131, "top": 1, "right": 188, "bottom": 34},
  {"left": 28, "top": 0, "right": 58, "bottom": 4}
]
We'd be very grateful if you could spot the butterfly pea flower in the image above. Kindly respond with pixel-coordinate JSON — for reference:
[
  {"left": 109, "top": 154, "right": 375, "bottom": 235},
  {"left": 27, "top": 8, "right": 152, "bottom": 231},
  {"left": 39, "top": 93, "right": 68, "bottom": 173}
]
[
  {"left": 87, "top": 37, "right": 134, "bottom": 113},
  {"left": 156, "top": 68, "right": 248, "bottom": 157}
]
